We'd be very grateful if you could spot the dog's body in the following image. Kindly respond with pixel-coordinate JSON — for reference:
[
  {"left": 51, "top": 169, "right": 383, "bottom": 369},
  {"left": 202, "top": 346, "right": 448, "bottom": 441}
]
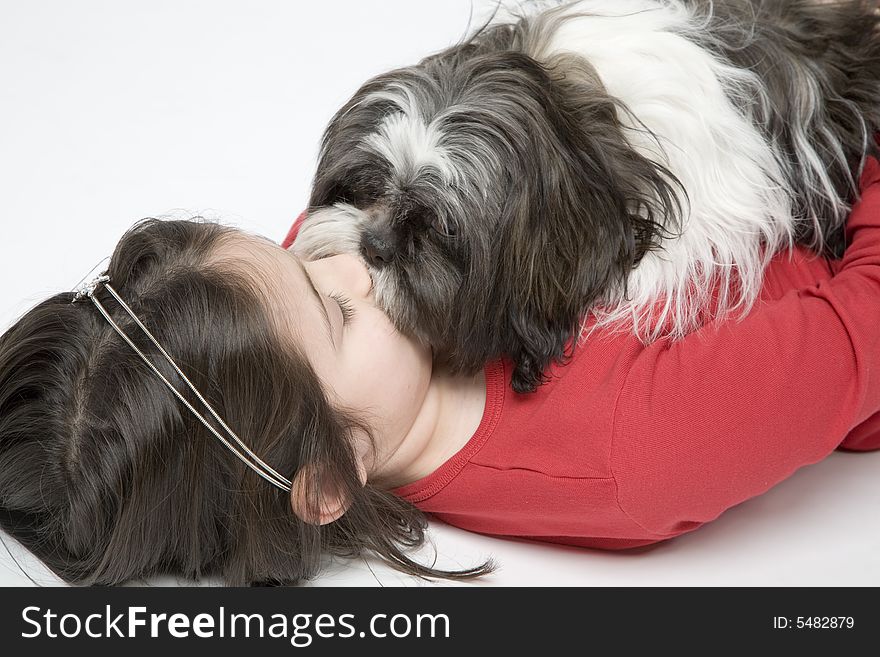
[{"left": 295, "top": 0, "right": 880, "bottom": 392}]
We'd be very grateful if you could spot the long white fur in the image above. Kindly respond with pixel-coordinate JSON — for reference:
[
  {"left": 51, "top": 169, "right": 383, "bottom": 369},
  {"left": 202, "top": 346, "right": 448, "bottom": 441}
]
[
  {"left": 361, "top": 85, "right": 458, "bottom": 185},
  {"left": 517, "top": 0, "right": 798, "bottom": 341},
  {"left": 291, "top": 204, "right": 366, "bottom": 260}
]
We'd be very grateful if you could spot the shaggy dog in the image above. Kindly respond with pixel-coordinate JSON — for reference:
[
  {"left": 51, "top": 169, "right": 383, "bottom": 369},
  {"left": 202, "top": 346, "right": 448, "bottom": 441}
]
[{"left": 293, "top": 0, "right": 880, "bottom": 392}]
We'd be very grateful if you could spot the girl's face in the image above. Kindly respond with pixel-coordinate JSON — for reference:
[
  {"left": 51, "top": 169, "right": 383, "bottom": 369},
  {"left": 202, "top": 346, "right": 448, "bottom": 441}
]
[{"left": 219, "top": 234, "right": 434, "bottom": 478}]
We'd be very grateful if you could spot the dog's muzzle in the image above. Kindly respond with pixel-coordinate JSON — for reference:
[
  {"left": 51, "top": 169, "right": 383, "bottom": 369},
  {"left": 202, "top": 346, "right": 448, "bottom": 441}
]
[{"left": 361, "top": 230, "right": 398, "bottom": 267}]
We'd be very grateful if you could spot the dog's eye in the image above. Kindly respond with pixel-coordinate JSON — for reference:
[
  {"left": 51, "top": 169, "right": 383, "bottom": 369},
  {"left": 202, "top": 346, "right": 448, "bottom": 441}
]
[
  {"left": 430, "top": 215, "right": 457, "bottom": 238},
  {"left": 339, "top": 187, "right": 359, "bottom": 205},
  {"left": 330, "top": 183, "right": 364, "bottom": 206},
  {"left": 336, "top": 185, "right": 383, "bottom": 208}
]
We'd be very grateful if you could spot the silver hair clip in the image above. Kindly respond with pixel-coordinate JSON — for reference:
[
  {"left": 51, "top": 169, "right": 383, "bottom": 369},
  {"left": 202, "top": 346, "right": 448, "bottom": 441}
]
[
  {"left": 72, "top": 274, "right": 111, "bottom": 304},
  {"left": 72, "top": 272, "right": 292, "bottom": 493}
]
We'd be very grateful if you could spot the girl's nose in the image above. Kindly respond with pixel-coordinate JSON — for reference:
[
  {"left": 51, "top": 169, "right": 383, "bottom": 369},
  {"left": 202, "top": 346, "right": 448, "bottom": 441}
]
[{"left": 316, "top": 253, "right": 374, "bottom": 299}]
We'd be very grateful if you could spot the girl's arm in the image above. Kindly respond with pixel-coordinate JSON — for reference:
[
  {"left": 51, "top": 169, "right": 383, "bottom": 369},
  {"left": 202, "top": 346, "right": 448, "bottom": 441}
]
[{"left": 610, "top": 157, "right": 880, "bottom": 539}]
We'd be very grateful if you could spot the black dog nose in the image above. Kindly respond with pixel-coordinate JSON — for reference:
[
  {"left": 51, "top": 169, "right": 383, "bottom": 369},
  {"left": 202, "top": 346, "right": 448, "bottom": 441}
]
[{"left": 361, "top": 232, "right": 397, "bottom": 267}]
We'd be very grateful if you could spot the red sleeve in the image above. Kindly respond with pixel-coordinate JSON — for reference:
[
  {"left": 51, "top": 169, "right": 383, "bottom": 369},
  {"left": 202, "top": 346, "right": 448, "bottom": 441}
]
[
  {"left": 610, "top": 156, "right": 880, "bottom": 538},
  {"left": 281, "top": 211, "right": 308, "bottom": 250},
  {"left": 839, "top": 409, "right": 880, "bottom": 451}
]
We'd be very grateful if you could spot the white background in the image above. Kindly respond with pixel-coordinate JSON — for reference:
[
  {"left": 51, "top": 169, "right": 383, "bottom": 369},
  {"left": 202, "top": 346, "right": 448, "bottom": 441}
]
[{"left": 1, "top": 0, "right": 878, "bottom": 586}]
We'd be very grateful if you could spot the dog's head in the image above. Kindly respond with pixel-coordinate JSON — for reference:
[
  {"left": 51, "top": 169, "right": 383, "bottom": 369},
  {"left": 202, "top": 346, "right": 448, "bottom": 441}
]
[{"left": 299, "top": 38, "right": 682, "bottom": 392}]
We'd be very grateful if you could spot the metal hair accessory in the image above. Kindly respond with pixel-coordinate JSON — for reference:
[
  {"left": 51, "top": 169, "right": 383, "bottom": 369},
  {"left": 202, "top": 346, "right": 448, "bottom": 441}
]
[{"left": 72, "top": 272, "right": 293, "bottom": 493}]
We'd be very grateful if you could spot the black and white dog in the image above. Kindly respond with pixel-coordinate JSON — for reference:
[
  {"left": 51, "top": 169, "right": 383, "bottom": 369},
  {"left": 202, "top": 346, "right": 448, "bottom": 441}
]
[{"left": 294, "top": 0, "right": 880, "bottom": 393}]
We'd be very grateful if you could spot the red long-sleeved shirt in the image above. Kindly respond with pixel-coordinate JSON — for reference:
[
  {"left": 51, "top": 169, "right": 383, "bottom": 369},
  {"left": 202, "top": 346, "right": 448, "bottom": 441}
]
[{"left": 283, "top": 158, "right": 880, "bottom": 549}]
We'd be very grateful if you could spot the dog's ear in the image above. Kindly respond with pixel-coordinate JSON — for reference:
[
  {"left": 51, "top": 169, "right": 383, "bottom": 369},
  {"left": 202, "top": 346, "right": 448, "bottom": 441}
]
[
  {"left": 497, "top": 171, "right": 631, "bottom": 394},
  {"left": 498, "top": 54, "right": 684, "bottom": 393}
]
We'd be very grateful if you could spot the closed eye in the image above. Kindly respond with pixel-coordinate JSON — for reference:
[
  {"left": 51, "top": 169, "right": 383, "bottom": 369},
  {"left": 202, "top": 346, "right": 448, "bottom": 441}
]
[{"left": 329, "top": 292, "right": 356, "bottom": 325}]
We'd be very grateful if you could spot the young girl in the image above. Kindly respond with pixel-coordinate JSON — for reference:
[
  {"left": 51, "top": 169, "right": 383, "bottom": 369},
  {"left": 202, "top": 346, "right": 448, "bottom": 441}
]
[{"left": 2, "top": 154, "right": 880, "bottom": 586}]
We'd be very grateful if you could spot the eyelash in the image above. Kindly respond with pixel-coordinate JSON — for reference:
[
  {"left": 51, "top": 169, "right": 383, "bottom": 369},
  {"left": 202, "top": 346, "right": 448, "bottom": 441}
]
[{"left": 329, "top": 292, "right": 356, "bottom": 326}]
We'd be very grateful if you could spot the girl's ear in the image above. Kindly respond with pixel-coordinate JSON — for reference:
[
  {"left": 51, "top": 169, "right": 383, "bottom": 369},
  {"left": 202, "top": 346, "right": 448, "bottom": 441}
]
[{"left": 289, "top": 457, "right": 368, "bottom": 526}]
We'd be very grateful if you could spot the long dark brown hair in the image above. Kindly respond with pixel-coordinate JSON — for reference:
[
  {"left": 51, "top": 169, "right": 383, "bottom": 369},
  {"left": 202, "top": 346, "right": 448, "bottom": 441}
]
[{"left": 0, "top": 218, "right": 494, "bottom": 585}]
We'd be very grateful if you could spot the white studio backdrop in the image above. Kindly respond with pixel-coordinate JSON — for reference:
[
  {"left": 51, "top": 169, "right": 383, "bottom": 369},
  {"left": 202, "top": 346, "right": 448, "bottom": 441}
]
[{"left": 1, "top": 0, "right": 878, "bottom": 586}]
